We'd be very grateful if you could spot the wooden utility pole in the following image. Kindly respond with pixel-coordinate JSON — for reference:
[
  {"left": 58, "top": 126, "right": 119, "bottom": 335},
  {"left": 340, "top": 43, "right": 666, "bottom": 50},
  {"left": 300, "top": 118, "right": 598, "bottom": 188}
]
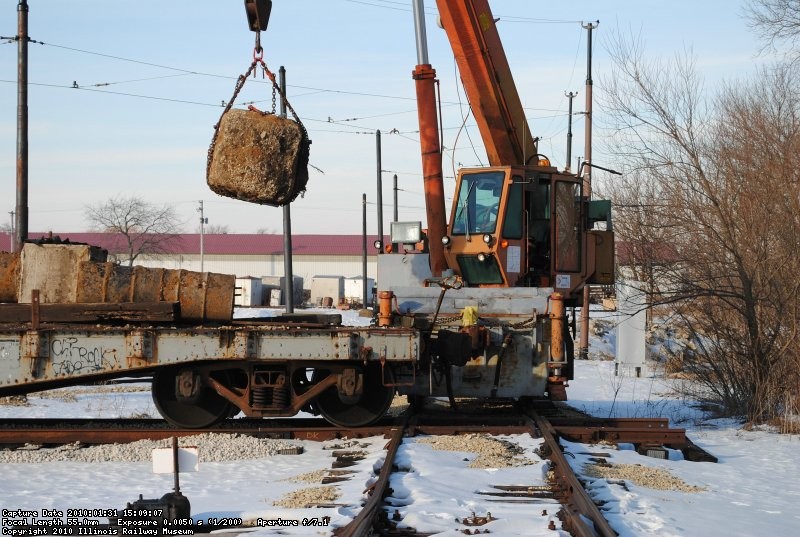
[
  {"left": 16, "top": 0, "right": 29, "bottom": 250},
  {"left": 279, "top": 66, "right": 295, "bottom": 313},
  {"left": 376, "top": 130, "right": 384, "bottom": 252},
  {"left": 578, "top": 21, "right": 598, "bottom": 360},
  {"left": 565, "top": 91, "right": 577, "bottom": 173}
]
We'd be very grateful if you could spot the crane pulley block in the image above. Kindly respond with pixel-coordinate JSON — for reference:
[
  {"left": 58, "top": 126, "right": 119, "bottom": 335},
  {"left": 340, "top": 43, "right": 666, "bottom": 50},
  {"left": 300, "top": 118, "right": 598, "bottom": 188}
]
[{"left": 244, "top": 0, "right": 272, "bottom": 32}]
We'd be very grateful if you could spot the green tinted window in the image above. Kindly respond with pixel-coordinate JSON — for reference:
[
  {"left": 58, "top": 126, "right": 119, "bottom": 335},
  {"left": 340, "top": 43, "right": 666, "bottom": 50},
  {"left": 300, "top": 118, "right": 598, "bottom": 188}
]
[
  {"left": 457, "top": 255, "right": 504, "bottom": 285},
  {"left": 502, "top": 180, "right": 523, "bottom": 239}
]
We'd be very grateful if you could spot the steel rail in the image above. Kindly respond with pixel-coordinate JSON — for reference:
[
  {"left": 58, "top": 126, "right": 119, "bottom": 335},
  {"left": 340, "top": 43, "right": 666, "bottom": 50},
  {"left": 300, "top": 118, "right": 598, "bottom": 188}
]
[
  {"left": 527, "top": 412, "right": 618, "bottom": 537},
  {"left": 0, "top": 416, "right": 533, "bottom": 446},
  {"left": 333, "top": 418, "right": 409, "bottom": 537}
]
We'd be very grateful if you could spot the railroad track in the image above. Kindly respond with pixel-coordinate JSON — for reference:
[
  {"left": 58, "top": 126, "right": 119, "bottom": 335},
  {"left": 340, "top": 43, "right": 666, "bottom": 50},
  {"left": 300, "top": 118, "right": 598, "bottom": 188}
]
[{"left": 0, "top": 401, "right": 715, "bottom": 536}]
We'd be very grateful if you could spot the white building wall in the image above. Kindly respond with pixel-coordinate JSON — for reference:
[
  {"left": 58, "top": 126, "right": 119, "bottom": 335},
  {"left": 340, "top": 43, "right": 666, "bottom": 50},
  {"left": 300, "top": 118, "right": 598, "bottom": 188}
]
[{"left": 136, "top": 254, "right": 378, "bottom": 290}]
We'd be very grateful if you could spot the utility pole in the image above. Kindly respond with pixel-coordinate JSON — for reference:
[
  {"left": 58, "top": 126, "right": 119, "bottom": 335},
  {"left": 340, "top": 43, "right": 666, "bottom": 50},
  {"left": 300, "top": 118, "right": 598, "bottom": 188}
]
[
  {"left": 362, "top": 193, "right": 368, "bottom": 307},
  {"left": 16, "top": 0, "right": 29, "bottom": 250},
  {"left": 578, "top": 21, "right": 598, "bottom": 361},
  {"left": 376, "top": 130, "right": 384, "bottom": 253},
  {"left": 8, "top": 211, "right": 15, "bottom": 253},
  {"left": 393, "top": 174, "right": 398, "bottom": 222},
  {"left": 565, "top": 91, "right": 577, "bottom": 173},
  {"left": 280, "top": 66, "right": 295, "bottom": 313},
  {"left": 197, "top": 201, "right": 207, "bottom": 272}
]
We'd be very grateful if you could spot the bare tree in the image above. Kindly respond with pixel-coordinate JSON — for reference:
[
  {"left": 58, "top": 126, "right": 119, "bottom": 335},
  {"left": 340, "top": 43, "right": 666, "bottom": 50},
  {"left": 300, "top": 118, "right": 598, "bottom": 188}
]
[
  {"left": 600, "top": 33, "right": 800, "bottom": 423},
  {"left": 85, "top": 196, "right": 184, "bottom": 266},
  {"left": 745, "top": 0, "right": 800, "bottom": 54},
  {"left": 197, "top": 224, "right": 229, "bottom": 234}
]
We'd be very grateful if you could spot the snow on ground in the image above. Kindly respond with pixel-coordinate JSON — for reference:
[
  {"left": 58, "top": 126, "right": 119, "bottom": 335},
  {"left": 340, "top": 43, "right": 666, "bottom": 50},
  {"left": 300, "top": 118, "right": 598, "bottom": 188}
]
[
  {"left": 567, "top": 359, "right": 800, "bottom": 537},
  {"left": 1, "top": 308, "right": 799, "bottom": 536}
]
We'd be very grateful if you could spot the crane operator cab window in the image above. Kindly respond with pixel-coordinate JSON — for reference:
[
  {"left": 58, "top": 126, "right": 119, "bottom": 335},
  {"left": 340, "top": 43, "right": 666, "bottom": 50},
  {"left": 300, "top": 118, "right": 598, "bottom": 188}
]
[
  {"left": 452, "top": 171, "right": 504, "bottom": 235},
  {"left": 527, "top": 174, "right": 551, "bottom": 286},
  {"left": 554, "top": 180, "right": 581, "bottom": 273}
]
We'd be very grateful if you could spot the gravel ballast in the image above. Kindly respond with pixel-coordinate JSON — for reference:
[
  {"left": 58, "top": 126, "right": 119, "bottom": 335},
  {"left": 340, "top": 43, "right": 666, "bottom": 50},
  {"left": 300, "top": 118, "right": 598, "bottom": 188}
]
[
  {"left": 584, "top": 462, "right": 707, "bottom": 492},
  {"left": 416, "top": 433, "right": 535, "bottom": 468},
  {"left": 0, "top": 433, "right": 300, "bottom": 464}
]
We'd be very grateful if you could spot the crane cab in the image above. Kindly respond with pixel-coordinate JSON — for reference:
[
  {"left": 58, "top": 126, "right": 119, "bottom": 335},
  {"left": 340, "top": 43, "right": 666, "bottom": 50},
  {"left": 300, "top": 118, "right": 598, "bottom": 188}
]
[{"left": 440, "top": 165, "right": 614, "bottom": 304}]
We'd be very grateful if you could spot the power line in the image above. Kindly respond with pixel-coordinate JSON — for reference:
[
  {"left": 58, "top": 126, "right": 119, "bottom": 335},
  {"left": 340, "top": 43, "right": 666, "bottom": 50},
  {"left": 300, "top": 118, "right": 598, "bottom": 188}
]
[
  {"left": 339, "top": 0, "right": 581, "bottom": 24},
  {"left": 497, "top": 16, "right": 583, "bottom": 24},
  {"left": 0, "top": 77, "right": 526, "bottom": 153},
  {"left": 38, "top": 41, "right": 226, "bottom": 78},
  {"left": 13, "top": 39, "right": 425, "bottom": 103},
  {"left": 0, "top": 79, "right": 225, "bottom": 108},
  {"left": 4, "top": 39, "right": 578, "bottom": 115},
  {"left": 78, "top": 73, "right": 191, "bottom": 88}
]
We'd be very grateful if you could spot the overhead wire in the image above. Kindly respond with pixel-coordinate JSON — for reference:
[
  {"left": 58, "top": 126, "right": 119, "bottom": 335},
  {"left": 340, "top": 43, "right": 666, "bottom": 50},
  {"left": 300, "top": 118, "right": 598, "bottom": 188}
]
[
  {"left": 342, "top": 0, "right": 434, "bottom": 14},
  {"left": 0, "top": 79, "right": 225, "bottom": 108},
  {"left": 6, "top": 39, "right": 430, "bottom": 104},
  {"left": 450, "top": 57, "right": 484, "bottom": 174},
  {"left": 3, "top": 38, "right": 577, "bottom": 115},
  {"left": 520, "top": 23, "right": 587, "bottom": 169},
  {"left": 339, "top": 0, "right": 581, "bottom": 24},
  {"left": 79, "top": 73, "right": 192, "bottom": 88}
]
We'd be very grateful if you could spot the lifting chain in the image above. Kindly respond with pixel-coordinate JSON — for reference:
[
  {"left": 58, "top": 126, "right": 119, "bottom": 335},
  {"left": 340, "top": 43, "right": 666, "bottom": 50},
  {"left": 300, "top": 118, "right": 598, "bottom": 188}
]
[
  {"left": 434, "top": 313, "right": 537, "bottom": 330},
  {"left": 433, "top": 313, "right": 462, "bottom": 327}
]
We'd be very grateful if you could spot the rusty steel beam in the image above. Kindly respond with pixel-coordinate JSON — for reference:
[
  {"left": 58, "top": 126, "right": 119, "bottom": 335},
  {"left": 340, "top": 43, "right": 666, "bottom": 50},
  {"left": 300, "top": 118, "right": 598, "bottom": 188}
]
[
  {"left": 0, "top": 252, "right": 20, "bottom": 301},
  {"left": 555, "top": 425, "right": 688, "bottom": 448},
  {"left": 0, "top": 301, "right": 179, "bottom": 324},
  {"left": 548, "top": 417, "right": 670, "bottom": 428}
]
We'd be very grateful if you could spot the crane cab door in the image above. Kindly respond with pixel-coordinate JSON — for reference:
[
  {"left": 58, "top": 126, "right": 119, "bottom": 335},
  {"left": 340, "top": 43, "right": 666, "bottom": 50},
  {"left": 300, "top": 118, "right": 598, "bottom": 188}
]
[
  {"left": 530, "top": 170, "right": 614, "bottom": 301},
  {"left": 514, "top": 167, "right": 585, "bottom": 297},
  {"left": 547, "top": 173, "right": 584, "bottom": 299}
]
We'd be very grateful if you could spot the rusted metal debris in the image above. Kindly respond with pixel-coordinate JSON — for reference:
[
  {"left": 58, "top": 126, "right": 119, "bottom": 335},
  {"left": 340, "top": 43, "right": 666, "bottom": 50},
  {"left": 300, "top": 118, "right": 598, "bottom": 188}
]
[
  {"left": 0, "top": 301, "right": 179, "bottom": 324},
  {"left": 554, "top": 424, "right": 688, "bottom": 447},
  {"left": 0, "top": 244, "right": 235, "bottom": 323},
  {"left": 0, "top": 252, "right": 20, "bottom": 302}
]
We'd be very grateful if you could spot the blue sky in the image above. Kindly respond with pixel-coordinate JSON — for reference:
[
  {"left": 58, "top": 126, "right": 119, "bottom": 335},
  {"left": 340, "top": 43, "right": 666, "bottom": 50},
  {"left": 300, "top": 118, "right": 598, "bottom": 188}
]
[{"left": 0, "top": 0, "right": 774, "bottom": 235}]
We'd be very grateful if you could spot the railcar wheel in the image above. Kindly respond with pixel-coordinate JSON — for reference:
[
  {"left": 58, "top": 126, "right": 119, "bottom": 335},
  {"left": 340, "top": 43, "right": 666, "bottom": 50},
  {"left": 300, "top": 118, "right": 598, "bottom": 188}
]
[
  {"left": 152, "top": 367, "right": 235, "bottom": 428},
  {"left": 291, "top": 367, "right": 320, "bottom": 415},
  {"left": 313, "top": 365, "right": 394, "bottom": 427}
]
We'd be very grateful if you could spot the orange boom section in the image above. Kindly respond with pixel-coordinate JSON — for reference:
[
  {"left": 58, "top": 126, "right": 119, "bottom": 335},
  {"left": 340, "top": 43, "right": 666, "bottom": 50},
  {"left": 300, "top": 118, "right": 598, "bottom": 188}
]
[{"left": 435, "top": 0, "right": 538, "bottom": 167}]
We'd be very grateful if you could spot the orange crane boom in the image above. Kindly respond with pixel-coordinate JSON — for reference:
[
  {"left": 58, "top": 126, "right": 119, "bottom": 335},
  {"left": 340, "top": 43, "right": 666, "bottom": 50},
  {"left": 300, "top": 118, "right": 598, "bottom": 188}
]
[{"left": 435, "top": 0, "right": 538, "bottom": 167}]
